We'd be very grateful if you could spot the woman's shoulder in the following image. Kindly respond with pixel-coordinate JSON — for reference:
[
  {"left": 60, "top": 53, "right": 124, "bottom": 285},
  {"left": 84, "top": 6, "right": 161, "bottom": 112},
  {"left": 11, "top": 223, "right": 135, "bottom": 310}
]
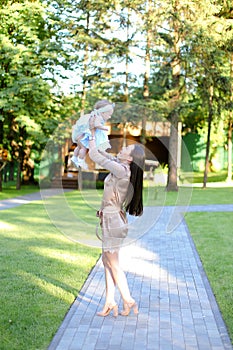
[
  {"left": 112, "top": 161, "right": 130, "bottom": 178},
  {"left": 121, "top": 162, "right": 131, "bottom": 175}
]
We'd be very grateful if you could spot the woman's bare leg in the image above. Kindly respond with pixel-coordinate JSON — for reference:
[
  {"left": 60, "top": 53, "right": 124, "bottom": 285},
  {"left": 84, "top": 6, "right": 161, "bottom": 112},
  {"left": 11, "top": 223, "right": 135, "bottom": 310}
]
[
  {"left": 104, "top": 251, "right": 138, "bottom": 315},
  {"left": 102, "top": 252, "right": 116, "bottom": 305},
  {"left": 97, "top": 252, "right": 118, "bottom": 316},
  {"left": 104, "top": 251, "right": 134, "bottom": 304},
  {"left": 104, "top": 267, "right": 116, "bottom": 304}
]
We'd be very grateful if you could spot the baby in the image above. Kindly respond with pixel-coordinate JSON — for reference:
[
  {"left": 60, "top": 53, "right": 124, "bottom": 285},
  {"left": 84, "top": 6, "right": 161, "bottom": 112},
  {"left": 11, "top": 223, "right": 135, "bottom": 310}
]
[{"left": 71, "top": 100, "right": 115, "bottom": 169}]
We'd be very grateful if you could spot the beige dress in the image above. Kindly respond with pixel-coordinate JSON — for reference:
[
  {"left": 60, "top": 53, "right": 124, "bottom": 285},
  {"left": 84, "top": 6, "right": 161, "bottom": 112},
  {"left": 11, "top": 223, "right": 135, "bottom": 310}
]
[{"left": 88, "top": 147, "right": 130, "bottom": 252}]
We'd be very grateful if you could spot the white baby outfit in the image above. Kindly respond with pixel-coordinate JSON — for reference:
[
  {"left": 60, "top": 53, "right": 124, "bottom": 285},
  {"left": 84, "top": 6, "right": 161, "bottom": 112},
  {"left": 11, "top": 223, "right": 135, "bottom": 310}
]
[{"left": 72, "top": 110, "right": 111, "bottom": 151}]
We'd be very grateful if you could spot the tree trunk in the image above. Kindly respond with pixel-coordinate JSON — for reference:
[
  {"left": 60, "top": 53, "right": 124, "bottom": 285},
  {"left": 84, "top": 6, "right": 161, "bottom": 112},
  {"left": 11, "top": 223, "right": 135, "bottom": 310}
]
[
  {"left": 227, "top": 119, "right": 232, "bottom": 182},
  {"left": 80, "top": 11, "right": 90, "bottom": 115},
  {"left": 141, "top": 0, "right": 152, "bottom": 145},
  {"left": 124, "top": 9, "right": 130, "bottom": 103},
  {"left": 0, "top": 168, "right": 2, "bottom": 191},
  {"left": 203, "top": 85, "right": 214, "bottom": 188},
  {"left": 0, "top": 159, "right": 7, "bottom": 191},
  {"left": 119, "top": 9, "right": 131, "bottom": 148},
  {"left": 226, "top": 53, "right": 233, "bottom": 182},
  {"left": 0, "top": 119, "right": 3, "bottom": 191},
  {"left": 16, "top": 160, "right": 21, "bottom": 190},
  {"left": 9, "top": 162, "right": 14, "bottom": 181},
  {"left": 167, "top": 115, "right": 179, "bottom": 191},
  {"left": 3, "top": 165, "right": 7, "bottom": 182},
  {"left": 167, "top": 1, "right": 180, "bottom": 192}
]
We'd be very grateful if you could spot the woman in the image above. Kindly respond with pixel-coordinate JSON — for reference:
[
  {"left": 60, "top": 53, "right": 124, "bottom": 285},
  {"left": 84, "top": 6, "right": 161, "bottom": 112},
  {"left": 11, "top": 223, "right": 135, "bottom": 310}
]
[{"left": 88, "top": 121, "right": 145, "bottom": 318}]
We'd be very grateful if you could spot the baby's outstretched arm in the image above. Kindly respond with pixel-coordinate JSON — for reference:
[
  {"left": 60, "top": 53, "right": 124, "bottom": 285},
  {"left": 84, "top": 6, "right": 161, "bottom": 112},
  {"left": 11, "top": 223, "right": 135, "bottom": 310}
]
[
  {"left": 95, "top": 124, "right": 108, "bottom": 131},
  {"left": 90, "top": 113, "right": 108, "bottom": 131},
  {"left": 93, "top": 114, "right": 108, "bottom": 131}
]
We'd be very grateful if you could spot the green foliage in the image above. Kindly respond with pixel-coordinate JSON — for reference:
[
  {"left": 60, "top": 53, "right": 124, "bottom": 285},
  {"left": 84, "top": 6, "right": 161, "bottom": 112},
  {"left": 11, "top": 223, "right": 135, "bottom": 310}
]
[
  {"left": 0, "top": 0, "right": 233, "bottom": 188},
  {"left": 0, "top": 2, "right": 52, "bottom": 148},
  {"left": 0, "top": 0, "right": 79, "bottom": 188}
]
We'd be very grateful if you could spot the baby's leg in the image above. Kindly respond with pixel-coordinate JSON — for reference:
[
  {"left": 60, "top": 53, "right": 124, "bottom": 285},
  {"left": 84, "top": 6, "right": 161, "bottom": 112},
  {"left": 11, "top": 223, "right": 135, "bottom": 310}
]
[
  {"left": 73, "top": 145, "right": 80, "bottom": 157},
  {"left": 71, "top": 137, "right": 88, "bottom": 170},
  {"left": 78, "top": 146, "right": 87, "bottom": 159}
]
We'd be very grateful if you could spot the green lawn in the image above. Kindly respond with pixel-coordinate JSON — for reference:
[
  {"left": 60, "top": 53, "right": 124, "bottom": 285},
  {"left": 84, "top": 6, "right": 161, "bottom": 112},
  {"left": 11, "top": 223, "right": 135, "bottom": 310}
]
[
  {"left": 0, "top": 183, "right": 40, "bottom": 199},
  {"left": 185, "top": 212, "right": 233, "bottom": 343},
  {"left": 0, "top": 201, "right": 100, "bottom": 350},
  {"left": 0, "top": 183, "right": 233, "bottom": 348},
  {"left": 181, "top": 170, "right": 229, "bottom": 183},
  {"left": 144, "top": 185, "right": 233, "bottom": 206}
]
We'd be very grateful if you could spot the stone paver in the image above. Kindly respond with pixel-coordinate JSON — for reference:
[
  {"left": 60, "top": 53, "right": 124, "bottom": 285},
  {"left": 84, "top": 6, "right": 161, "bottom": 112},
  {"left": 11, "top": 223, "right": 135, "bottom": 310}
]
[{"left": 47, "top": 206, "right": 232, "bottom": 350}]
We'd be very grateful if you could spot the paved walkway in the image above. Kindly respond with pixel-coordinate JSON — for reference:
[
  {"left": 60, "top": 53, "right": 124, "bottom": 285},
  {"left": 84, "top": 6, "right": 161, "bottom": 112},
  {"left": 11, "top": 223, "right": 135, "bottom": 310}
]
[
  {"left": 1, "top": 193, "right": 232, "bottom": 350},
  {"left": 47, "top": 205, "right": 232, "bottom": 350}
]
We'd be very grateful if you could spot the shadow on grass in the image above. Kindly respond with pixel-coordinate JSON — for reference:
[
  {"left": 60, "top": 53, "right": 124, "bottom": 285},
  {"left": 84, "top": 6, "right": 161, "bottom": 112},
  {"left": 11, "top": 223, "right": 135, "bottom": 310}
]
[{"left": 0, "top": 203, "right": 100, "bottom": 350}]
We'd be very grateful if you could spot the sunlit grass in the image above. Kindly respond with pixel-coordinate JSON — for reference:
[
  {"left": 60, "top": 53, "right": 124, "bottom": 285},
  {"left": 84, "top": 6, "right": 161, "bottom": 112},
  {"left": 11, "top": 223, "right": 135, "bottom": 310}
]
[
  {"left": 144, "top": 185, "right": 233, "bottom": 206},
  {"left": 185, "top": 212, "right": 233, "bottom": 342},
  {"left": 0, "top": 202, "right": 100, "bottom": 350},
  {"left": 181, "top": 170, "right": 229, "bottom": 183},
  {"left": 0, "top": 182, "right": 39, "bottom": 199}
]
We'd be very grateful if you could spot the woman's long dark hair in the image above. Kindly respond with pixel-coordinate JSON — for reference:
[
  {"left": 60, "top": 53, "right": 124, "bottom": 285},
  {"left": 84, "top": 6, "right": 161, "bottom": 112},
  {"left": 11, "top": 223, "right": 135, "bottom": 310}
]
[{"left": 125, "top": 144, "right": 145, "bottom": 216}]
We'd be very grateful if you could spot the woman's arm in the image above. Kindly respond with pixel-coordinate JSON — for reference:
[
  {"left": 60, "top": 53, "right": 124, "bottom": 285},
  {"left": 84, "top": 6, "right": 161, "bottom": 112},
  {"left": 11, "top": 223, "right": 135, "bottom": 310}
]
[
  {"left": 98, "top": 149, "right": 116, "bottom": 160},
  {"left": 89, "top": 140, "right": 127, "bottom": 178}
]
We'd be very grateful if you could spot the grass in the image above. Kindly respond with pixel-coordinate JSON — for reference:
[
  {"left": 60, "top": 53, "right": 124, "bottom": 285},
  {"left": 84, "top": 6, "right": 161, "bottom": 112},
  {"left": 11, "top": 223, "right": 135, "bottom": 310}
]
[
  {"left": 181, "top": 170, "right": 229, "bottom": 183},
  {"left": 2, "top": 183, "right": 233, "bottom": 206},
  {"left": 0, "top": 181, "right": 233, "bottom": 348},
  {"left": 144, "top": 185, "right": 233, "bottom": 206},
  {"left": 0, "top": 182, "right": 40, "bottom": 199},
  {"left": 0, "top": 201, "right": 100, "bottom": 350},
  {"left": 185, "top": 212, "right": 233, "bottom": 343}
]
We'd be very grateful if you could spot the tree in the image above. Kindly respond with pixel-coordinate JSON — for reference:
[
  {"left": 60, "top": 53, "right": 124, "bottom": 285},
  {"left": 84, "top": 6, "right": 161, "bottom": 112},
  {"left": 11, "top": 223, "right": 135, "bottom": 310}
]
[
  {"left": 147, "top": 0, "right": 232, "bottom": 189},
  {"left": 188, "top": 3, "right": 233, "bottom": 187},
  {"left": 227, "top": 53, "right": 233, "bottom": 182},
  {"left": 61, "top": 0, "right": 121, "bottom": 110},
  {"left": 148, "top": 0, "right": 186, "bottom": 191},
  {"left": 0, "top": 0, "right": 71, "bottom": 189},
  {"left": 214, "top": 2, "right": 233, "bottom": 182}
]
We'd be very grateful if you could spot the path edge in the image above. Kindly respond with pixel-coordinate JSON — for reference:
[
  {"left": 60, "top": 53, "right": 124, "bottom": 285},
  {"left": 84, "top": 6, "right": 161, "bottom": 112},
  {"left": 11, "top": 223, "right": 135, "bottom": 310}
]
[{"left": 183, "top": 217, "right": 233, "bottom": 350}]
